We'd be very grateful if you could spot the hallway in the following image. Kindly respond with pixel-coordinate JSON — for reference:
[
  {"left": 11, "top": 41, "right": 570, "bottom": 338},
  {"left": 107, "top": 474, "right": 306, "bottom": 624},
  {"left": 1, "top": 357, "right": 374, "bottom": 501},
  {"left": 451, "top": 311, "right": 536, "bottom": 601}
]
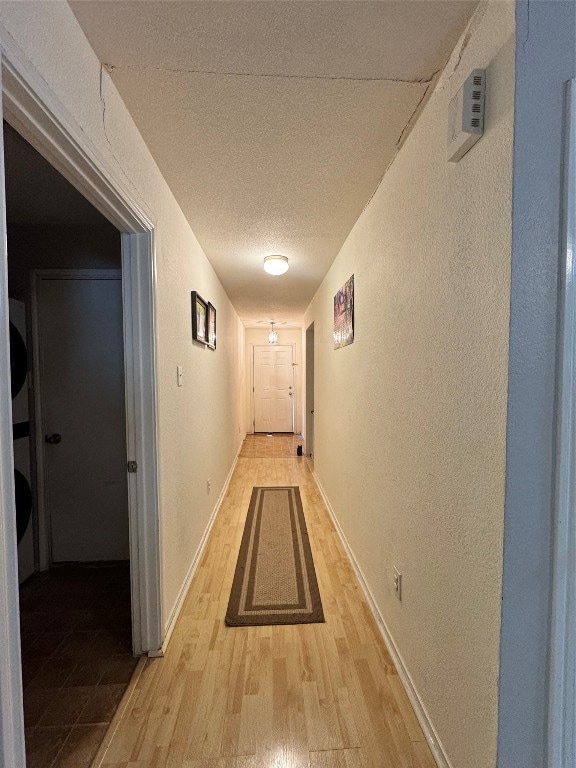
[{"left": 97, "top": 456, "right": 435, "bottom": 767}]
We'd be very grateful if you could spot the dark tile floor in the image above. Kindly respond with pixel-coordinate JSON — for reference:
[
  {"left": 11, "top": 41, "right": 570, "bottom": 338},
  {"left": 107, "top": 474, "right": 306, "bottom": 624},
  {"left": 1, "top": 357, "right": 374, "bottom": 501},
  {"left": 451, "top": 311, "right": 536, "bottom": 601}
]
[{"left": 19, "top": 562, "right": 139, "bottom": 768}]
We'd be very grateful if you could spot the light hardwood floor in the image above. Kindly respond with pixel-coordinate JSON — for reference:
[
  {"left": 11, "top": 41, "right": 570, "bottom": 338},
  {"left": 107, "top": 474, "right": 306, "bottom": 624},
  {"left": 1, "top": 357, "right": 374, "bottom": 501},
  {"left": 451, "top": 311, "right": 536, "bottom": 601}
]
[{"left": 97, "top": 458, "right": 436, "bottom": 768}]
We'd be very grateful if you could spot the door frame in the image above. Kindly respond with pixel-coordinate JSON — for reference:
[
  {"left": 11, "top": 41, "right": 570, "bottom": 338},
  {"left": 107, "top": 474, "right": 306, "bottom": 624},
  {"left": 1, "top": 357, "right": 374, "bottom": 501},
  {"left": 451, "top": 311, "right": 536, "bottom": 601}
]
[
  {"left": 251, "top": 343, "right": 296, "bottom": 433},
  {"left": 548, "top": 78, "right": 576, "bottom": 768},
  {"left": 305, "top": 323, "right": 315, "bottom": 458},
  {"left": 0, "top": 32, "right": 162, "bottom": 768}
]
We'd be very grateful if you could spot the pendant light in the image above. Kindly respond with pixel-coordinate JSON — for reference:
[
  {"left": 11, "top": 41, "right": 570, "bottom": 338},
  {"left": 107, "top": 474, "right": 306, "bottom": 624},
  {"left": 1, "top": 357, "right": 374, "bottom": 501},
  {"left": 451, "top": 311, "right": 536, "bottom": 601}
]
[{"left": 268, "top": 322, "right": 278, "bottom": 344}]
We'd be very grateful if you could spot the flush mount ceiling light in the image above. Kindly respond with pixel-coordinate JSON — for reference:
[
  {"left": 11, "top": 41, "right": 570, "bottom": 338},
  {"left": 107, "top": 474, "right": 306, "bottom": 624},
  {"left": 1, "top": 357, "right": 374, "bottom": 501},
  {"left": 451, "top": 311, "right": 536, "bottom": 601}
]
[{"left": 263, "top": 254, "right": 289, "bottom": 276}]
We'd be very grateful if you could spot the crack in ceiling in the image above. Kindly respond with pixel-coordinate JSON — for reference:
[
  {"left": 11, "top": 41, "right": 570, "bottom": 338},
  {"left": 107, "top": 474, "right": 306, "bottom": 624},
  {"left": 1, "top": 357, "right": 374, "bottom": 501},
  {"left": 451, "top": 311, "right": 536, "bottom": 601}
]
[
  {"left": 103, "top": 62, "right": 440, "bottom": 85},
  {"left": 72, "top": 0, "right": 481, "bottom": 323}
]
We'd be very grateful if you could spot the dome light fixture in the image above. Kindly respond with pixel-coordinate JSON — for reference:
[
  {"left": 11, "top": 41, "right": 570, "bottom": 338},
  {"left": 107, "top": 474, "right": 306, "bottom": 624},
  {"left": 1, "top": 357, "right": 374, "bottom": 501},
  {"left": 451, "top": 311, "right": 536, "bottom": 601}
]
[
  {"left": 268, "top": 322, "right": 278, "bottom": 344},
  {"left": 263, "top": 254, "right": 289, "bottom": 276}
]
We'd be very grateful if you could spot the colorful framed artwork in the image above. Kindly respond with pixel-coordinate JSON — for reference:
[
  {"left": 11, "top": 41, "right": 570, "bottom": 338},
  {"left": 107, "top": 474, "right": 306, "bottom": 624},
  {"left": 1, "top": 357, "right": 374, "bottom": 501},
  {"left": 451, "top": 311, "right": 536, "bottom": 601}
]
[
  {"left": 191, "top": 291, "right": 208, "bottom": 344},
  {"left": 207, "top": 303, "right": 217, "bottom": 350},
  {"left": 333, "top": 274, "right": 354, "bottom": 349}
]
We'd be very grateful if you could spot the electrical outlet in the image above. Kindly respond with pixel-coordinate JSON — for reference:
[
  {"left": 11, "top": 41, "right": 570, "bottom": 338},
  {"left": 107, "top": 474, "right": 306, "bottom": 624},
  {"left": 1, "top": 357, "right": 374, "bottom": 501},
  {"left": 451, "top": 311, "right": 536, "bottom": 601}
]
[
  {"left": 207, "top": 478, "right": 211, "bottom": 493},
  {"left": 393, "top": 567, "right": 402, "bottom": 601}
]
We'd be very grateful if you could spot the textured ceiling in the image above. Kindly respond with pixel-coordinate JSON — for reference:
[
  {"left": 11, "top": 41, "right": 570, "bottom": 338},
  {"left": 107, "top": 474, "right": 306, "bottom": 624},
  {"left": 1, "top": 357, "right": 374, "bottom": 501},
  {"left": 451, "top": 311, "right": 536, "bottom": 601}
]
[{"left": 71, "top": 0, "right": 477, "bottom": 323}]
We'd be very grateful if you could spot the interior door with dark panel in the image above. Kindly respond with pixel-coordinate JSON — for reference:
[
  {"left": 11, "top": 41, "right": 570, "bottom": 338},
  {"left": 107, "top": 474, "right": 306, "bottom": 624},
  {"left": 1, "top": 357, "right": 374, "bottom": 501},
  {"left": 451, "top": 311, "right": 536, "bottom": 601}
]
[{"left": 35, "top": 271, "right": 129, "bottom": 562}]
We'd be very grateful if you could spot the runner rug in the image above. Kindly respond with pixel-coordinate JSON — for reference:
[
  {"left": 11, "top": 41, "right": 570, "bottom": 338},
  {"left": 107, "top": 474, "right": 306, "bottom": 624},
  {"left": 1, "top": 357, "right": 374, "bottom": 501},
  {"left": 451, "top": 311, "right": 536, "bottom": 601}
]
[{"left": 225, "top": 486, "right": 324, "bottom": 627}]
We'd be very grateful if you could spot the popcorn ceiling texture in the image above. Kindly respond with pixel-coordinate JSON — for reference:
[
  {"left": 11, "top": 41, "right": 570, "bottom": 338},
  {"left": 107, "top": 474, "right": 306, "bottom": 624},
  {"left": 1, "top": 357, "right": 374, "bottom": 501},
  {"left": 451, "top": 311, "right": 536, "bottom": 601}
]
[
  {"left": 69, "top": 0, "right": 477, "bottom": 323},
  {"left": 70, "top": 0, "right": 476, "bottom": 82},
  {"left": 0, "top": 1, "right": 244, "bottom": 632},
  {"left": 304, "top": 3, "right": 515, "bottom": 766}
]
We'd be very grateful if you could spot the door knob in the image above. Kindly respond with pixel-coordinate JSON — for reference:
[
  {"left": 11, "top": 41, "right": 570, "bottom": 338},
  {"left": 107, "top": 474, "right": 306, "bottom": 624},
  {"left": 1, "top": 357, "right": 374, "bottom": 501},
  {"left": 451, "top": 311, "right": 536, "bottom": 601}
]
[{"left": 45, "top": 433, "right": 62, "bottom": 444}]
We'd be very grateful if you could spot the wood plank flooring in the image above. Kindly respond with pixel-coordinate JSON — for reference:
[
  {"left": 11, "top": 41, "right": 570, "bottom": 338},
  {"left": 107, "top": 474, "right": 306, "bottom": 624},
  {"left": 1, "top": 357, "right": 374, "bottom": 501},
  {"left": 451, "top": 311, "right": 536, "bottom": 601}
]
[
  {"left": 97, "top": 458, "right": 436, "bottom": 768},
  {"left": 239, "top": 434, "right": 304, "bottom": 458}
]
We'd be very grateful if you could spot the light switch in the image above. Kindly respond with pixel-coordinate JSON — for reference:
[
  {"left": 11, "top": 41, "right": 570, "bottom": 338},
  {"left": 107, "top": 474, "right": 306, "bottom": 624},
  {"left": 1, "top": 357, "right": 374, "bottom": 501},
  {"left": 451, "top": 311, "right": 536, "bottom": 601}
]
[{"left": 177, "top": 365, "right": 183, "bottom": 387}]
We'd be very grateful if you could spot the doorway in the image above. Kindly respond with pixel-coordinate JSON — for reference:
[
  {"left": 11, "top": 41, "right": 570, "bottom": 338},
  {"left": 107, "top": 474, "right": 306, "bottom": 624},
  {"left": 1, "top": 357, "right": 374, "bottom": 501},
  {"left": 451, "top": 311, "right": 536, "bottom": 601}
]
[
  {"left": 0, "top": 56, "right": 161, "bottom": 768},
  {"left": 305, "top": 323, "right": 315, "bottom": 463},
  {"left": 253, "top": 345, "right": 295, "bottom": 433},
  {"left": 5, "top": 127, "right": 138, "bottom": 767}
]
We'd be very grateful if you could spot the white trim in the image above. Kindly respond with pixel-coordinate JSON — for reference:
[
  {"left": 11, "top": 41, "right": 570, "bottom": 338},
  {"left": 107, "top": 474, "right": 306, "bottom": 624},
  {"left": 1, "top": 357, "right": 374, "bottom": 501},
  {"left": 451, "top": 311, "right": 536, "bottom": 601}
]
[
  {"left": 0, "top": 62, "right": 27, "bottom": 768},
  {"left": 120, "top": 235, "right": 162, "bottom": 656},
  {"left": 158, "top": 449, "right": 241, "bottom": 656},
  {"left": 548, "top": 79, "right": 576, "bottom": 768},
  {"left": 313, "top": 470, "right": 450, "bottom": 768}
]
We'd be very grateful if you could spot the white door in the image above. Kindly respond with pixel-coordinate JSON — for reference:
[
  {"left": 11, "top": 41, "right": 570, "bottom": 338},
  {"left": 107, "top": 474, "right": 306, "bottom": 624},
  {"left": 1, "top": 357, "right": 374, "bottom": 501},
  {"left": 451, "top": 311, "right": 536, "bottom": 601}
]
[
  {"left": 34, "top": 270, "right": 129, "bottom": 562},
  {"left": 254, "top": 345, "right": 294, "bottom": 432}
]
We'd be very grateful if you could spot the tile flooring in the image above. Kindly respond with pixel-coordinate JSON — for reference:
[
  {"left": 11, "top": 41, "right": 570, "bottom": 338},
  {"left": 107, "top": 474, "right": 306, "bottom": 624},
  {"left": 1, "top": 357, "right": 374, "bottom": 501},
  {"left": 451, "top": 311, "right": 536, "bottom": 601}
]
[
  {"left": 19, "top": 562, "right": 138, "bottom": 768},
  {"left": 239, "top": 432, "right": 305, "bottom": 458}
]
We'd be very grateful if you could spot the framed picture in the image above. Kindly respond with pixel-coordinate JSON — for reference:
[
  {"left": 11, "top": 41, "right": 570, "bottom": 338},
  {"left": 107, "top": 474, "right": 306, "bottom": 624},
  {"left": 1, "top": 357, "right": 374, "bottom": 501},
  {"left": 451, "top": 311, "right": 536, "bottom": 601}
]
[
  {"left": 333, "top": 274, "right": 354, "bottom": 349},
  {"left": 191, "top": 291, "right": 208, "bottom": 344},
  {"left": 207, "top": 303, "right": 217, "bottom": 350}
]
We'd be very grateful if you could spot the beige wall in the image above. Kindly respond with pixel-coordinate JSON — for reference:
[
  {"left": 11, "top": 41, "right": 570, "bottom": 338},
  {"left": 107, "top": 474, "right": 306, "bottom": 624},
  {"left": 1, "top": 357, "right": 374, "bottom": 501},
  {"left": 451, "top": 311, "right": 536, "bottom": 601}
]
[
  {"left": 0, "top": 2, "right": 245, "bottom": 633},
  {"left": 304, "top": 3, "right": 515, "bottom": 767},
  {"left": 244, "top": 327, "right": 304, "bottom": 435}
]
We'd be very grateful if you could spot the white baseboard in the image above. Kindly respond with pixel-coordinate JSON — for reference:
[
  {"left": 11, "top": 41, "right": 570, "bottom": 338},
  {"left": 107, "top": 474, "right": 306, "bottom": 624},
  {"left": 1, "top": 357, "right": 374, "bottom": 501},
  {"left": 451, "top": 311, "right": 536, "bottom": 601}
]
[
  {"left": 159, "top": 447, "right": 241, "bottom": 654},
  {"left": 312, "top": 471, "right": 453, "bottom": 768}
]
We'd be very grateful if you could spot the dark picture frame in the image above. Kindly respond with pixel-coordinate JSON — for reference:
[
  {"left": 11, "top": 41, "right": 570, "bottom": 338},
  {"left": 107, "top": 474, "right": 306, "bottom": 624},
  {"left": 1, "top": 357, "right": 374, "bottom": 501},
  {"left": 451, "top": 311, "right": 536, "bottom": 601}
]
[
  {"left": 191, "top": 291, "right": 208, "bottom": 344},
  {"left": 333, "top": 274, "right": 354, "bottom": 349},
  {"left": 207, "top": 303, "right": 217, "bottom": 350}
]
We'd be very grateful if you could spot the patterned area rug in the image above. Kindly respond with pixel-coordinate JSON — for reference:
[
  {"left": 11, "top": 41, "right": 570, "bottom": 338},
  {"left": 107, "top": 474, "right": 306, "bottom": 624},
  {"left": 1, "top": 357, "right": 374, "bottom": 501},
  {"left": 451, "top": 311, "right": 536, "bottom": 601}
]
[{"left": 225, "top": 486, "right": 324, "bottom": 627}]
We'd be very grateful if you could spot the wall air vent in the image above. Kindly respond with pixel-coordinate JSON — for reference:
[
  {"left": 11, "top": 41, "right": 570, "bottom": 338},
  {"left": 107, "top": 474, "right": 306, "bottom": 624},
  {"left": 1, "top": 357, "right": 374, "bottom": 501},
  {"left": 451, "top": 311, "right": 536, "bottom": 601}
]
[{"left": 447, "top": 69, "right": 486, "bottom": 163}]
